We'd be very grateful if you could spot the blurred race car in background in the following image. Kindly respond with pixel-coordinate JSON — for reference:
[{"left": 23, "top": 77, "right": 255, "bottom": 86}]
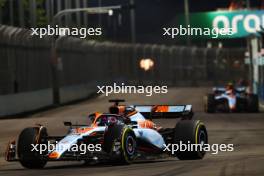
[
  {"left": 204, "top": 83, "right": 259, "bottom": 113},
  {"left": 5, "top": 99, "right": 208, "bottom": 169}
]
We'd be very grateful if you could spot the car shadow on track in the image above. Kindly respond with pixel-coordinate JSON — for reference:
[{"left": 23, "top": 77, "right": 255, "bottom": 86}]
[{"left": 0, "top": 159, "right": 178, "bottom": 172}]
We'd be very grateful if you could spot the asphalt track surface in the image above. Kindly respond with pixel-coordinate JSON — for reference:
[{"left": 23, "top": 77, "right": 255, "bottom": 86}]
[{"left": 0, "top": 87, "right": 264, "bottom": 176}]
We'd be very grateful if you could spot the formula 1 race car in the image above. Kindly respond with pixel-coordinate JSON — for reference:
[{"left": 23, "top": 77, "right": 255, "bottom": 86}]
[
  {"left": 5, "top": 99, "right": 208, "bottom": 169},
  {"left": 204, "top": 84, "right": 259, "bottom": 113}
]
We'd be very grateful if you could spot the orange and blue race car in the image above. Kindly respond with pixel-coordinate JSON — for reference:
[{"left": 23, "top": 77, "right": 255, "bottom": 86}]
[
  {"left": 5, "top": 99, "right": 208, "bottom": 169},
  {"left": 204, "top": 83, "right": 259, "bottom": 113}
]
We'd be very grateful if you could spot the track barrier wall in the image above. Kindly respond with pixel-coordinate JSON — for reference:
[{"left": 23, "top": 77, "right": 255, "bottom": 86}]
[{"left": 0, "top": 25, "right": 248, "bottom": 116}]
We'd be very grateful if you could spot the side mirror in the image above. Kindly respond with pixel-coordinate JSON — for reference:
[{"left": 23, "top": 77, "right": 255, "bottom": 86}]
[
  {"left": 130, "top": 121, "right": 138, "bottom": 128},
  {"left": 88, "top": 114, "right": 95, "bottom": 123},
  {"left": 131, "top": 121, "right": 137, "bottom": 125},
  {"left": 64, "top": 121, "right": 72, "bottom": 127}
]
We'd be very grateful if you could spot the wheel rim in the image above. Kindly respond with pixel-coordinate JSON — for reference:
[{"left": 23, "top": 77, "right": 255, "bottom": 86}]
[
  {"left": 199, "top": 130, "right": 207, "bottom": 144},
  {"left": 126, "top": 135, "right": 135, "bottom": 155}
]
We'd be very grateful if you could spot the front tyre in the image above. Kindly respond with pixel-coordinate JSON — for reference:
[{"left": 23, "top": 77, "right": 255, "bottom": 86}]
[
  {"left": 204, "top": 94, "right": 215, "bottom": 113},
  {"left": 104, "top": 124, "right": 137, "bottom": 164},
  {"left": 17, "top": 127, "right": 48, "bottom": 169},
  {"left": 121, "top": 128, "right": 137, "bottom": 163},
  {"left": 174, "top": 120, "right": 208, "bottom": 160}
]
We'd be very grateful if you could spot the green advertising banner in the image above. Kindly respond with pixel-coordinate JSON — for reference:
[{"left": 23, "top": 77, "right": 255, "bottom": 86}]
[{"left": 176, "top": 10, "right": 264, "bottom": 39}]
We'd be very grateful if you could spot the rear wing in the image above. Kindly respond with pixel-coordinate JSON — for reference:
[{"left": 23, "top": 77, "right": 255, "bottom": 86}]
[
  {"left": 213, "top": 87, "right": 247, "bottom": 94},
  {"left": 213, "top": 87, "right": 226, "bottom": 93},
  {"left": 133, "top": 105, "right": 193, "bottom": 119}
]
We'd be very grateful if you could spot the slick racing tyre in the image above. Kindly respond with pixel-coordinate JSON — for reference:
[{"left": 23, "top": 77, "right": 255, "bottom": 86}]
[
  {"left": 104, "top": 124, "right": 137, "bottom": 164},
  {"left": 204, "top": 94, "right": 215, "bottom": 113},
  {"left": 247, "top": 94, "right": 259, "bottom": 112},
  {"left": 17, "top": 127, "right": 48, "bottom": 169},
  {"left": 173, "top": 120, "right": 208, "bottom": 160}
]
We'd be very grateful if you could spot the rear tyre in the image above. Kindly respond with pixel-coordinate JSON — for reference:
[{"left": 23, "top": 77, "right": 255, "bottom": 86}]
[
  {"left": 104, "top": 124, "right": 137, "bottom": 164},
  {"left": 247, "top": 94, "right": 259, "bottom": 112},
  {"left": 17, "top": 127, "right": 48, "bottom": 169},
  {"left": 235, "top": 98, "right": 243, "bottom": 112},
  {"left": 173, "top": 120, "right": 207, "bottom": 160},
  {"left": 204, "top": 94, "right": 215, "bottom": 113}
]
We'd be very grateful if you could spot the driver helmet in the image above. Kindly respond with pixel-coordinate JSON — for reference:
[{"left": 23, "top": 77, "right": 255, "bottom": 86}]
[
  {"left": 226, "top": 82, "right": 234, "bottom": 91},
  {"left": 124, "top": 106, "right": 135, "bottom": 116}
]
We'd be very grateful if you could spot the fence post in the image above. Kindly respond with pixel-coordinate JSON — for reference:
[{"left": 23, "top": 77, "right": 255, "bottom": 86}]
[
  {"left": 65, "top": 0, "right": 72, "bottom": 26},
  {"left": 9, "top": 0, "right": 14, "bottom": 26},
  {"left": 51, "top": 40, "right": 61, "bottom": 105},
  {"left": 18, "top": 0, "right": 25, "bottom": 27},
  {"left": 29, "top": 0, "right": 37, "bottom": 27},
  {"left": 0, "top": 4, "right": 2, "bottom": 24},
  {"left": 83, "top": 0, "right": 89, "bottom": 27},
  {"left": 76, "top": 0, "right": 82, "bottom": 26}
]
